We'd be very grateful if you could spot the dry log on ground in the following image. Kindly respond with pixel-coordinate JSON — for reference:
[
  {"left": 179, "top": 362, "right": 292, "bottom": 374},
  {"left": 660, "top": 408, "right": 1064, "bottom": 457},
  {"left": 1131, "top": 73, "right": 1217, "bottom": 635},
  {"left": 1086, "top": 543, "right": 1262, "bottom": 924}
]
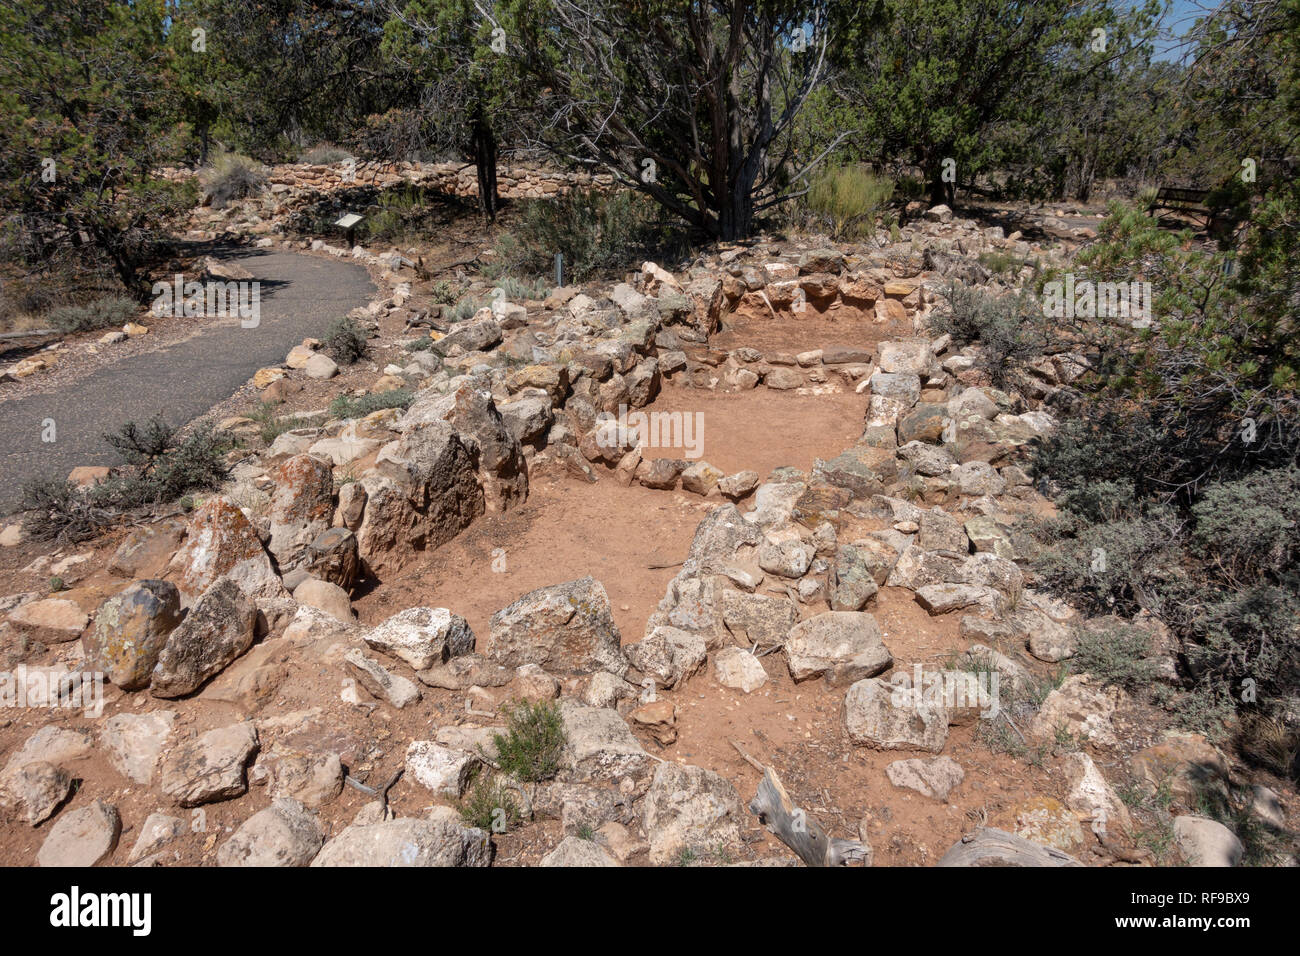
[
  {"left": 746, "top": 765, "right": 871, "bottom": 867},
  {"left": 936, "top": 827, "right": 1084, "bottom": 867}
]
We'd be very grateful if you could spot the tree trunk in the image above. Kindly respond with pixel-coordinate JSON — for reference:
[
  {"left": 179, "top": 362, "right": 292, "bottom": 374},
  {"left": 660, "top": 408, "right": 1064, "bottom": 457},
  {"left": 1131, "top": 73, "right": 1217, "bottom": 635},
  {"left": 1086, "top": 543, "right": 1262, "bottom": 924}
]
[
  {"left": 717, "top": 187, "right": 753, "bottom": 241},
  {"left": 472, "top": 117, "right": 498, "bottom": 224}
]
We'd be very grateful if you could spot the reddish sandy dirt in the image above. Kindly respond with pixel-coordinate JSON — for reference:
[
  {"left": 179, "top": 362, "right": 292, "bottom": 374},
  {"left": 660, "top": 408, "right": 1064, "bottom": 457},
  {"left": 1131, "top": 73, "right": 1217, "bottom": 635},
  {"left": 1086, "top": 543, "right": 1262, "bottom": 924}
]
[{"left": 0, "top": 280, "right": 1087, "bottom": 867}]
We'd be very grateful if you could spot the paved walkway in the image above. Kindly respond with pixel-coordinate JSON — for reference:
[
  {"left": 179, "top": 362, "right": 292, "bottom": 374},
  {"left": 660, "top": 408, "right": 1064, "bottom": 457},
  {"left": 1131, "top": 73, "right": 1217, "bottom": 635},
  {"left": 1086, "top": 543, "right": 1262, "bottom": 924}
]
[{"left": 0, "top": 244, "right": 375, "bottom": 513}]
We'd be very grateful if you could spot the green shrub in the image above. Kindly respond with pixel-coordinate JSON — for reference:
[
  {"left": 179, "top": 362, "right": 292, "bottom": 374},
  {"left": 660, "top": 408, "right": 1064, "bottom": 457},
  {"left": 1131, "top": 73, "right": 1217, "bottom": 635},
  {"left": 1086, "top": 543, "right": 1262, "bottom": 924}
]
[
  {"left": 362, "top": 186, "right": 436, "bottom": 244},
  {"left": 806, "top": 164, "right": 895, "bottom": 239},
  {"left": 46, "top": 296, "right": 136, "bottom": 335},
  {"left": 1032, "top": 507, "right": 1183, "bottom": 617},
  {"left": 301, "top": 144, "right": 353, "bottom": 164},
  {"left": 459, "top": 777, "right": 522, "bottom": 833},
  {"left": 928, "top": 282, "right": 1050, "bottom": 389},
  {"left": 248, "top": 403, "right": 299, "bottom": 444},
  {"left": 494, "top": 276, "right": 551, "bottom": 302},
  {"left": 427, "top": 280, "right": 458, "bottom": 306},
  {"left": 1031, "top": 202, "right": 1300, "bottom": 735},
  {"left": 491, "top": 699, "right": 566, "bottom": 783},
  {"left": 115, "top": 419, "right": 231, "bottom": 505},
  {"left": 1233, "top": 714, "right": 1299, "bottom": 782},
  {"left": 19, "top": 479, "right": 111, "bottom": 544},
  {"left": 448, "top": 295, "right": 484, "bottom": 322},
  {"left": 199, "top": 150, "right": 266, "bottom": 209},
  {"left": 329, "top": 388, "right": 414, "bottom": 420},
  {"left": 1190, "top": 467, "right": 1299, "bottom": 579},
  {"left": 21, "top": 419, "right": 231, "bottom": 543},
  {"left": 978, "top": 249, "right": 1034, "bottom": 277},
  {"left": 501, "top": 189, "right": 690, "bottom": 283},
  {"left": 324, "top": 316, "right": 367, "bottom": 365},
  {"left": 1070, "top": 623, "right": 1158, "bottom": 690}
]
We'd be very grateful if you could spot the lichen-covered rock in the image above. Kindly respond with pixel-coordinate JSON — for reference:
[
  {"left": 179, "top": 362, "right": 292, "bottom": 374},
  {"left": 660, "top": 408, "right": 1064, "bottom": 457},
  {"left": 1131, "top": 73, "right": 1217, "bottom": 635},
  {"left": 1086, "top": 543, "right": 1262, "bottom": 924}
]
[
  {"left": 151, "top": 578, "right": 257, "bottom": 698},
  {"left": 829, "top": 545, "right": 880, "bottom": 611},
  {"left": 85, "top": 579, "right": 182, "bottom": 690},
  {"left": 785, "top": 611, "right": 892, "bottom": 684},
  {"left": 267, "top": 454, "right": 335, "bottom": 571},
  {"left": 167, "top": 497, "right": 286, "bottom": 606},
  {"left": 842, "top": 676, "right": 949, "bottom": 752},
  {"left": 487, "top": 577, "right": 626, "bottom": 676},
  {"left": 641, "top": 762, "right": 744, "bottom": 865},
  {"left": 362, "top": 606, "right": 475, "bottom": 670}
]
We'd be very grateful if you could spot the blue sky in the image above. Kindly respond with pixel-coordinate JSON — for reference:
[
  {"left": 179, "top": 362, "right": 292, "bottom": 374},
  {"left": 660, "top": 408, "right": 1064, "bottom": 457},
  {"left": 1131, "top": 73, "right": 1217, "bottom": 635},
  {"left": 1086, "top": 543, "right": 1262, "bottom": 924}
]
[{"left": 1153, "top": 0, "right": 1215, "bottom": 61}]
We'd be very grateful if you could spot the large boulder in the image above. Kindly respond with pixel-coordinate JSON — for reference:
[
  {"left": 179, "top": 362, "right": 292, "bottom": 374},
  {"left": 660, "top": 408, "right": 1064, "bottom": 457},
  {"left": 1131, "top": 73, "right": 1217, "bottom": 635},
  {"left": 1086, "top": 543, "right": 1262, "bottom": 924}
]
[
  {"left": 719, "top": 590, "right": 797, "bottom": 649},
  {"left": 267, "top": 454, "right": 335, "bottom": 571},
  {"left": 785, "top": 611, "right": 892, "bottom": 684},
  {"left": 362, "top": 606, "right": 475, "bottom": 671},
  {"left": 623, "top": 626, "right": 707, "bottom": 691},
  {"left": 310, "top": 818, "right": 491, "bottom": 867},
  {"left": 85, "top": 579, "right": 182, "bottom": 690},
  {"left": 540, "top": 835, "right": 621, "bottom": 867},
  {"left": 400, "top": 382, "right": 528, "bottom": 510},
  {"left": 1173, "top": 816, "right": 1243, "bottom": 867},
  {"left": 557, "top": 701, "right": 651, "bottom": 786},
  {"left": 431, "top": 314, "right": 502, "bottom": 356},
  {"left": 486, "top": 578, "right": 626, "bottom": 676},
  {"left": 36, "top": 799, "right": 120, "bottom": 867},
  {"left": 5, "top": 598, "right": 88, "bottom": 642},
  {"left": 216, "top": 798, "right": 324, "bottom": 867},
  {"left": 151, "top": 578, "right": 257, "bottom": 698},
  {"left": 685, "top": 504, "right": 763, "bottom": 572},
  {"left": 300, "top": 526, "right": 361, "bottom": 591},
  {"left": 157, "top": 722, "right": 259, "bottom": 807},
  {"left": 712, "top": 646, "right": 768, "bottom": 692},
  {"left": 842, "top": 677, "right": 949, "bottom": 752},
  {"left": 358, "top": 422, "right": 485, "bottom": 572},
  {"left": 1028, "top": 675, "right": 1122, "bottom": 747},
  {"left": 829, "top": 545, "right": 880, "bottom": 611},
  {"left": 641, "top": 762, "right": 745, "bottom": 865},
  {"left": 101, "top": 711, "right": 176, "bottom": 785},
  {"left": 167, "top": 498, "right": 286, "bottom": 606}
]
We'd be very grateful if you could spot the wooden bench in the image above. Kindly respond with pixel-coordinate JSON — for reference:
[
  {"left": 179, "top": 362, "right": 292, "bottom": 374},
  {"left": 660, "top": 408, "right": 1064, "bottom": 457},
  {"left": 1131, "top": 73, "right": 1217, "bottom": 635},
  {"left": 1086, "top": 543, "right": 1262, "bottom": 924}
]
[{"left": 1147, "top": 185, "right": 1211, "bottom": 225}]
